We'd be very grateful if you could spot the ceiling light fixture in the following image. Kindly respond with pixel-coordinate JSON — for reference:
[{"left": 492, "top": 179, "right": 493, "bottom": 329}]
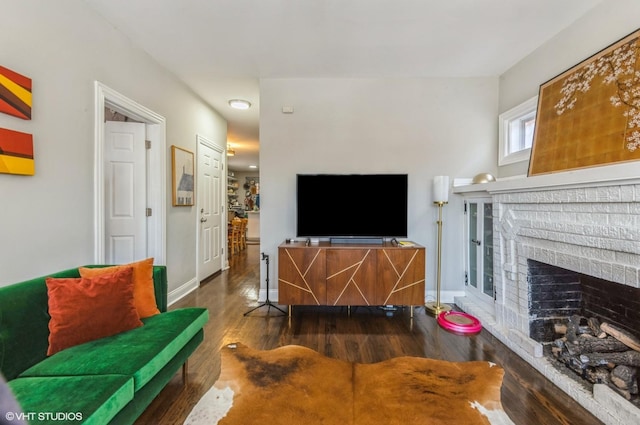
[
  {"left": 227, "top": 144, "right": 235, "bottom": 156},
  {"left": 228, "top": 99, "right": 251, "bottom": 110}
]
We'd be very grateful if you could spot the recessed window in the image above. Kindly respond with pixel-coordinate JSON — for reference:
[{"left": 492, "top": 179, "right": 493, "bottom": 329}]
[{"left": 498, "top": 96, "right": 538, "bottom": 166}]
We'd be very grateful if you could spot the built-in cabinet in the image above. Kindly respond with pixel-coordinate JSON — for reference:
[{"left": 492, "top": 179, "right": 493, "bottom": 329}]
[
  {"left": 278, "top": 241, "right": 425, "bottom": 307},
  {"left": 464, "top": 198, "right": 494, "bottom": 303}
]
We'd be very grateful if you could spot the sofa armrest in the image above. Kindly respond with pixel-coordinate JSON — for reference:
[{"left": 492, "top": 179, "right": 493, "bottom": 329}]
[{"left": 152, "top": 266, "right": 167, "bottom": 312}]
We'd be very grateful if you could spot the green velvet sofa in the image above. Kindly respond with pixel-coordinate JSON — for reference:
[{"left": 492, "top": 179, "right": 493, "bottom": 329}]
[{"left": 0, "top": 265, "right": 209, "bottom": 425}]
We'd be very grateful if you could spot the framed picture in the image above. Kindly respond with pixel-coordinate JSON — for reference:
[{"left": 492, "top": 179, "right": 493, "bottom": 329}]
[
  {"left": 0, "top": 127, "right": 34, "bottom": 175},
  {"left": 0, "top": 66, "right": 32, "bottom": 120},
  {"left": 171, "top": 145, "right": 194, "bottom": 206},
  {"left": 529, "top": 28, "right": 640, "bottom": 176}
]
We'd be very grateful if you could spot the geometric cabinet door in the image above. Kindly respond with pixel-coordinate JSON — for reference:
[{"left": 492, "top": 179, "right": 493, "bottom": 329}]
[
  {"left": 278, "top": 247, "right": 326, "bottom": 305},
  {"left": 326, "top": 249, "right": 377, "bottom": 306},
  {"left": 376, "top": 248, "right": 425, "bottom": 306}
]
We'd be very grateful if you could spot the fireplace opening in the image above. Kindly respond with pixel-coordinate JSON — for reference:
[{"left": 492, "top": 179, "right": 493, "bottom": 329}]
[
  {"left": 527, "top": 259, "right": 640, "bottom": 407},
  {"left": 527, "top": 259, "right": 640, "bottom": 343}
]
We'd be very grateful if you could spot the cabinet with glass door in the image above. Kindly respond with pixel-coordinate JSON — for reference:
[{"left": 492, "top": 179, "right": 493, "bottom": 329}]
[{"left": 465, "top": 198, "right": 494, "bottom": 304}]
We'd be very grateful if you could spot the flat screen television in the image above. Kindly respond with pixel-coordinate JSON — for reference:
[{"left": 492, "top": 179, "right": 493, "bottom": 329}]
[{"left": 296, "top": 174, "right": 408, "bottom": 239}]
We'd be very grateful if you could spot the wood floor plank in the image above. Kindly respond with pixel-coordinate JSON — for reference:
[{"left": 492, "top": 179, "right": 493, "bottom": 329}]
[{"left": 135, "top": 244, "right": 603, "bottom": 425}]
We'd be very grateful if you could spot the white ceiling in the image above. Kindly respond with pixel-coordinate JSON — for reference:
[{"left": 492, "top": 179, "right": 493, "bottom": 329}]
[{"left": 83, "top": 0, "right": 603, "bottom": 171}]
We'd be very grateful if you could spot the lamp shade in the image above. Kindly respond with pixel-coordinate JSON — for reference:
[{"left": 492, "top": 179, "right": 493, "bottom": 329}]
[{"left": 433, "top": 176, "right": 449, "bottom": 203}]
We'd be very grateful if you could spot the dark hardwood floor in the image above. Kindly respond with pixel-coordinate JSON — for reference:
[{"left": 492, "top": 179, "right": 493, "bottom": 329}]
[{"left": 136, "top": 244, "right": 603, "bottom": 425}]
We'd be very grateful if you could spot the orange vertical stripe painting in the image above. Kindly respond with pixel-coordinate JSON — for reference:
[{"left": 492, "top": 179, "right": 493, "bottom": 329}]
[
  {"left": 0, "top": 66, "right": 32, "bottom": 120},
  {"left": 0, "top": 128, "right": 34, "bottom": 175}
]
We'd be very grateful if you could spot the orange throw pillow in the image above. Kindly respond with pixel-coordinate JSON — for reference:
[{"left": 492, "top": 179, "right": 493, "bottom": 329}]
[
  {"left": 46, "top": 267, "right": 143, "bottom": 356},
  {"left": 79, "top": 258, "right": 160, "bottom": 318}
]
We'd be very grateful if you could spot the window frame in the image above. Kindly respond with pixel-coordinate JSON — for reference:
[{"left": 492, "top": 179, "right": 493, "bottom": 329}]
[{"left": 498, "top": 95, "right": 538, "bottom": 166}]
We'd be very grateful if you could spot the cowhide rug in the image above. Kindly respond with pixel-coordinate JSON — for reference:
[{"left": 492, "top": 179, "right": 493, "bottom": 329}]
[{"left": 185, "top": 343, "right": 514, "bottom": 425}]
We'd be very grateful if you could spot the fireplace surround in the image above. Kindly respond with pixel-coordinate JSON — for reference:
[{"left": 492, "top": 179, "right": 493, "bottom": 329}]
[{"left": 454, "top": 171, "right": 640, "bottom": 425}]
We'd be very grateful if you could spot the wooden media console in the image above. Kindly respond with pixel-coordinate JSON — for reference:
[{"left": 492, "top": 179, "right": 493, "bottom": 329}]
[{"left": 278, "top": 241, "right": 425, "bottom": 312}]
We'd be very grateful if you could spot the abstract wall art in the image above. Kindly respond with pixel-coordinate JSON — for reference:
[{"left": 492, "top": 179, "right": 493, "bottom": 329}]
[
  {"left": 529, "top": 28, "right": 640, "bottom": 175},
  {"left": 0, "top": 66, "right": 32, "bottom": 120},
  {"left": 0, "top": 128, "right": 34, "bottom": 175}
]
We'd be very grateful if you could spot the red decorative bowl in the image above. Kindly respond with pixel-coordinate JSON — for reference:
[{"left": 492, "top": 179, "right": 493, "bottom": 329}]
[{"left": 437, "top": 311, "right": 482, "bottom": 335}]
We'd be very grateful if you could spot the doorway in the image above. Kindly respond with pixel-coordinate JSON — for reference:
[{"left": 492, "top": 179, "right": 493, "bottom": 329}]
[{"left": 94, "top": 82, "right": 166, "bottom": 265}]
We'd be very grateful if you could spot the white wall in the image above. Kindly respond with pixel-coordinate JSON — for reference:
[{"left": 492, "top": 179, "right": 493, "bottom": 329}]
[
  {"left": 497, "top": 0, "right": 640, "bottom": 178},
  {"left": 259, "top": 78, "right": 498, "bottom": 303},
  {"left": 0, "top": 0, "right": 227, "bottom": 295}
]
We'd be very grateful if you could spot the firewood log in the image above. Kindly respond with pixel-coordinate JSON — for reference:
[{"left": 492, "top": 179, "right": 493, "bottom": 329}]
[
  {"left": 564, "top": 335, "right": 629, "bottom": 355},
  {"left": 567, "top": 355, "right": 588, "bottom": 374},
  {"left": 566, "top": 315, "right": 582, "bottom": 343},
  {"left": 554, "top": 343, "right": 572, "bottom": 364},
  {"left": 587, "top": 317, "right": 606, "bottom": 339},
  {"left": 601, "top": 322, "right": 640, "bottom": 352},
  {"left": 553, "top": 338, "right": 566, "bottom": 348},
  {"left": 554, "top": 323, "right": 567, "bottom": 335},
  {"left": 610, "top": 365, "right": 638, "bottom": 394},
  {"left": 580, "top": 350, "right": 640, "bottom": 368},
  {"left": 578, "top": 326, "right": 594, "bottom": 336},
  {"left": 584, "top": 366, "right": 611, "bottom": 385}
]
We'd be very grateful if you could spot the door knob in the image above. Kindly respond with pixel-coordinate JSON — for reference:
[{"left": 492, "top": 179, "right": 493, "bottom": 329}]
[
  {"left": 471, "top": 239, "right": 481, "bottom": 246},
  {"left": 200, "top": 218, "right": 207, "bottom": 223}
]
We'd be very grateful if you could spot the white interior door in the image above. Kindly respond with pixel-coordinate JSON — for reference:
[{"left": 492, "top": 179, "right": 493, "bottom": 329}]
[
  {"left": 104, "top": 121, "right": 146, "bottom": 264},
  {"left": 197, "top": 136, "right": 223, "bottom": 280}
]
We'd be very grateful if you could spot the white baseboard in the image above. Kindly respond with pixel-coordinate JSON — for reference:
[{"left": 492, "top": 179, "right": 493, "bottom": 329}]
[
  {"left": 168, "top": 277, "right": 198, "bottom": 306},
  {"left": 424, "top": 289, "right": 465, "bottom": 305},
  {"left": 257, "top": 287, "right": 279, "bottom": 303}
]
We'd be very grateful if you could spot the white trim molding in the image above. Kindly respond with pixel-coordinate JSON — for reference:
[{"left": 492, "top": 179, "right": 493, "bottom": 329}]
[
  {"left": 498, "top": 95, "right": 537, "bottom": 166},
  {"left": 168, "top": 277, "right": 198, "bottom": 306},
  {"left": 93, "top": 81, "right": 167, "bottom": 265}
]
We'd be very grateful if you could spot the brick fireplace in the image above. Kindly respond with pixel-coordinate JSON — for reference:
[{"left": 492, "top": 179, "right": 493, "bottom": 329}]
[{"left": 455, "top": 174, "right": 640, "bottom": 425}]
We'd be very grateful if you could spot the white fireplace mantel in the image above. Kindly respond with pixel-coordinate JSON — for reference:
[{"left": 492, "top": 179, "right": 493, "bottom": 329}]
[{"left": 454, "top": 161, "right": 640, "bottom": 196}]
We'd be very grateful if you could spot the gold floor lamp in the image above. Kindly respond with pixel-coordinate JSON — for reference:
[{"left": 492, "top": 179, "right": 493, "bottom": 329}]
[{"left": 425, "top": 175, "right": 452, "bottom": 316}]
